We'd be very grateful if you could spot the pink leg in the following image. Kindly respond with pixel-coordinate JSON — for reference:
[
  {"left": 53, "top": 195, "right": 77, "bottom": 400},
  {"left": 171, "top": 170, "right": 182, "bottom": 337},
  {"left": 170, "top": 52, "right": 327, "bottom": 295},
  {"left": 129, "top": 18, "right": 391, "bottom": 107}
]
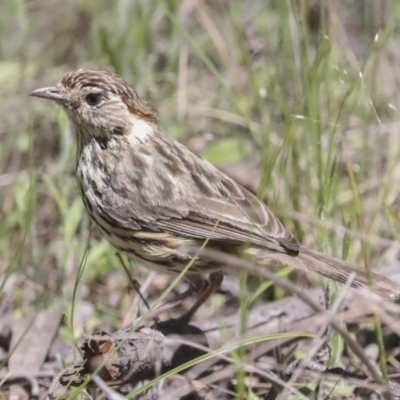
[
  {"left": 144, "top": 284, "right": 202, "bottom": 322},
  {"left": 125, "top": 272, "right": 223, "bottom": 329},
  {"left": 179, "top": 271, "right": 224, "bottom": 324}
]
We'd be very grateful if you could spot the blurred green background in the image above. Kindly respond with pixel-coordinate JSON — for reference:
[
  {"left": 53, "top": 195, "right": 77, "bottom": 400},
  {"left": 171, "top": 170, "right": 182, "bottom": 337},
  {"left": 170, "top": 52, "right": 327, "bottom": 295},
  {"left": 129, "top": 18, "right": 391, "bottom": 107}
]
[{"left": 1, "top": 0, "right": 400, "bottom": 336}]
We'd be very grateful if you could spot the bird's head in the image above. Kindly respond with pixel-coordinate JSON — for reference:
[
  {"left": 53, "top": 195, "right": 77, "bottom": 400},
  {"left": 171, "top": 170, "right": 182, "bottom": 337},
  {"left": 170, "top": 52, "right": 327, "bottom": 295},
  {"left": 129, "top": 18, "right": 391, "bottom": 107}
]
[{"left": 29, "top": 68, "right": 158, "bottom": 145}]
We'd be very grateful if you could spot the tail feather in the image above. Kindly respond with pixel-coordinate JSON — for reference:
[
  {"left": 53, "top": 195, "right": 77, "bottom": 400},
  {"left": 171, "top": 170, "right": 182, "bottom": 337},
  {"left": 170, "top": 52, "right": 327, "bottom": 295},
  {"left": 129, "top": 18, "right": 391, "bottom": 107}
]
[{"left": 276, "top": 247, "right": 400, "bottom": 299}]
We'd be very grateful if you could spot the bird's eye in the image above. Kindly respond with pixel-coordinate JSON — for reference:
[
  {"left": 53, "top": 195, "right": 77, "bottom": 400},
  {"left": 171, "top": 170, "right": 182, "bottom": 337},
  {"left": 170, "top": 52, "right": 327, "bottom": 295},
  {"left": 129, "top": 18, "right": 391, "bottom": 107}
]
[{"left": 85, "top": 93, "right": 103, "bottom": 106}]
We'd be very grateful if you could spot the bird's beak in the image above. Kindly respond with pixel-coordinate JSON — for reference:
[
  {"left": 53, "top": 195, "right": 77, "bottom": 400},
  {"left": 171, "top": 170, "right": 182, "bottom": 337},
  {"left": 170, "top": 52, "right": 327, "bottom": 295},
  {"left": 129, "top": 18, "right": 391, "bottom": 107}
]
[{"left": 29, "top": 86, "right": 66, "bottom": 104}]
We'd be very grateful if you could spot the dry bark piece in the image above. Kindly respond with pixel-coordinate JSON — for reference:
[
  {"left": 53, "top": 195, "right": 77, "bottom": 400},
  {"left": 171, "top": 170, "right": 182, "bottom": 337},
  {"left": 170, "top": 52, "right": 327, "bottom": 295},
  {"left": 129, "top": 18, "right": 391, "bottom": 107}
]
[
  {"left": 49, "top": 319, "right": 206, "bottom": 397},
  {"left": 81, "top": 328, "right": 168, "bottom": 383}
]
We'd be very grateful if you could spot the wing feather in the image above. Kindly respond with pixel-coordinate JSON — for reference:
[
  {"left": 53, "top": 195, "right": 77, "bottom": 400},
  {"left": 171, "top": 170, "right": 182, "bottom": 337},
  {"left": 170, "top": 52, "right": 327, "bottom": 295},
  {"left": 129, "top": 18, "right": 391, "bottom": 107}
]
[{"left": 98, "top": 136, "right": 300, "bottom": 256}]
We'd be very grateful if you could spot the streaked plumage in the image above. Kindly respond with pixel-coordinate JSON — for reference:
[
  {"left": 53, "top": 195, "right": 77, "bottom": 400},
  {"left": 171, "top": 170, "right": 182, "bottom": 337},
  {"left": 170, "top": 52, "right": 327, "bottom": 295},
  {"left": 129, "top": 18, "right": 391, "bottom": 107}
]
[{"left": 30, "top": 68, "right": 400, "bottom": 321}]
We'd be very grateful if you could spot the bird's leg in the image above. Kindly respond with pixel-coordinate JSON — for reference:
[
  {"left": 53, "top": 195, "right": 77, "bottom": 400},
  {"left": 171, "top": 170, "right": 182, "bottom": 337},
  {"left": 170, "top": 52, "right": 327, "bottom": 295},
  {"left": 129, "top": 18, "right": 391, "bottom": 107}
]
[
  {"left": 143, "top": 282, "right": 203, "bottom": 323},
  {"left": 118, "top": 285, "right": 201, "bottom": 333},
  {"left": 121, "top": 272, "right": 223, "bottom": 332},
  {"left": 179, "top": 271, "right": 224, "bottom": 324}
]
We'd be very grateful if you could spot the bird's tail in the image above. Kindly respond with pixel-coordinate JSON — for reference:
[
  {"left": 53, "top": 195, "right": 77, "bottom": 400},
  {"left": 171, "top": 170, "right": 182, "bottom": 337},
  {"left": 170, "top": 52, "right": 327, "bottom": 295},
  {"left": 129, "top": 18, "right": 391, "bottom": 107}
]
[{"left": 275, "top": 247, "right": 400, "bottom": 299}]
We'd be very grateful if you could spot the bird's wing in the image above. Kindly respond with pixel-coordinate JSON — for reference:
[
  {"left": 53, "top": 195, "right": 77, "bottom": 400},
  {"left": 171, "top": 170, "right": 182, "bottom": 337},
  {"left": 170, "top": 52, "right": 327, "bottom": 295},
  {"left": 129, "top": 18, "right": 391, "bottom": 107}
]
[
  {"left": 100, "top": 139, "right": 300, "bottom": 255},
  {"left": 155, "top": 184, "right": 300, "bottom": 254}
]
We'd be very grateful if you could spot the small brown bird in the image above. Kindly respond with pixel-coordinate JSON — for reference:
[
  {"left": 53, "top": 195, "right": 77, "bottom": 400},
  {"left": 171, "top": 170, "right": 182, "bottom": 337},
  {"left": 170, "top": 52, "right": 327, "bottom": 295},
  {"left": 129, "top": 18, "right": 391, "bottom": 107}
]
[{"left": 30, "top": 68, "right": 400, "bottom": 322}]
